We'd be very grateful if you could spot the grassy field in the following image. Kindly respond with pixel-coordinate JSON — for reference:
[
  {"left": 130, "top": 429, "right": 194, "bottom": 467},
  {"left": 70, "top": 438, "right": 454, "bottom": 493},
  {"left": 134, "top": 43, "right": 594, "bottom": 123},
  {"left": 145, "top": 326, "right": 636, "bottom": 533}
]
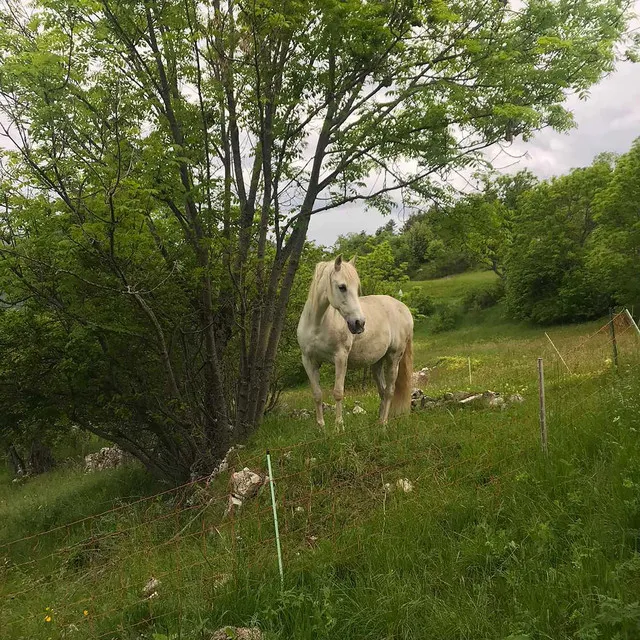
[
  {"left": 409, "top": 270, "right": 499, "bottom": 304},
  {"left": 2, "top": 273, "right": 640, "bottom": 640}
]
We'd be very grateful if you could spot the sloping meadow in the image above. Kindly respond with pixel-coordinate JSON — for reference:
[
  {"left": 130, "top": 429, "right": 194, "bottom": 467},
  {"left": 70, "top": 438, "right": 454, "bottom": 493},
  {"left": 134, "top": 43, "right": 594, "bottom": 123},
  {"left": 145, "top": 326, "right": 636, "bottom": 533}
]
[{"left": 2, "top": 314, "right": 640, "bottom": 640}]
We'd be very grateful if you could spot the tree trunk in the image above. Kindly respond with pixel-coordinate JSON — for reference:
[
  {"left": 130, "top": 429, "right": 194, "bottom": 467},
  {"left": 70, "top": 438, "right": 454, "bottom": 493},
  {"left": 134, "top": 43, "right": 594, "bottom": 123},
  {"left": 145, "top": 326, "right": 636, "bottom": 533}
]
[
  {"left": 199, "top": 266, "right": 232, "bottom": 459},
  {"left": 27, "top": 440, "right": 55, "bottom": 475},
  {"left": 7, "top": 443, "right": 27, "bottom": 477},
  {"left": 252, "top": 221, "right": 311, "bottom": 425}
]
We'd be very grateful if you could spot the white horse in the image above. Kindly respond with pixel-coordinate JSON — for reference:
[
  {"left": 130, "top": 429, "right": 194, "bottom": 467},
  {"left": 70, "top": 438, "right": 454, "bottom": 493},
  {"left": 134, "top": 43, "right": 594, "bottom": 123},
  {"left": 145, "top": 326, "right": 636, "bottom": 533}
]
[{"left": 297, "top": 255, "right": 414, "bottom": 429}]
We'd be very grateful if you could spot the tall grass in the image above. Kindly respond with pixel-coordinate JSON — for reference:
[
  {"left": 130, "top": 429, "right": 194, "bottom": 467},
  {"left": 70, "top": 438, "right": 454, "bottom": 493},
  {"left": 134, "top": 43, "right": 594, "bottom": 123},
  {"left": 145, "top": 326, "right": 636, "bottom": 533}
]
[{"left": 2, "top": 310, "right": 640, "bottom": 640}]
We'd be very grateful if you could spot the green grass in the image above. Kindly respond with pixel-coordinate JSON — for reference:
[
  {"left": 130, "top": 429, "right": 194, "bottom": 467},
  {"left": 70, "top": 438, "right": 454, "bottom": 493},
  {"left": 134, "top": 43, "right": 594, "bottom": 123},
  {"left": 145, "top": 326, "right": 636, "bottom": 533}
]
[
  {"left": 409, "top": 270, "right": 499, "bottom": 305},
  {"left": 2, "top": 308, "right": 640, "bottom": 640}
]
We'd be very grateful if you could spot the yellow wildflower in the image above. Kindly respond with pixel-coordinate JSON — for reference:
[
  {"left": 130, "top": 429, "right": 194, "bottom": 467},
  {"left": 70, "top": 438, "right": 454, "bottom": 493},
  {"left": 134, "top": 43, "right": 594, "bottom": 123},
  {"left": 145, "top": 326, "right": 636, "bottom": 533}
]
[
  {"left": 83, "top": 610, "right": 89, "bottom": 617},
  {"left": 44, "top": 615, "right": 52, "bottom": 623}
]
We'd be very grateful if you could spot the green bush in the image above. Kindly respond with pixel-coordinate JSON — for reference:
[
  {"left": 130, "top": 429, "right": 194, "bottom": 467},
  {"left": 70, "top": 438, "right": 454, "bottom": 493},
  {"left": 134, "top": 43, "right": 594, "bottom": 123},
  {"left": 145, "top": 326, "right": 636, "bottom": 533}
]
[
  {"left": 430, "top": 302, "right": 463, "bottom": 333},
  {"left": 504, "top": 160, "right": 614, "bottom": 324},
  {"left": 357, "top": 241, "right": 409, "bottom": 296},
  {"left": 405, "top": 287, "right": 436, "bottom": 318},
  {"left": 462, "top": 280, "right": 505, "bottom": 312}
]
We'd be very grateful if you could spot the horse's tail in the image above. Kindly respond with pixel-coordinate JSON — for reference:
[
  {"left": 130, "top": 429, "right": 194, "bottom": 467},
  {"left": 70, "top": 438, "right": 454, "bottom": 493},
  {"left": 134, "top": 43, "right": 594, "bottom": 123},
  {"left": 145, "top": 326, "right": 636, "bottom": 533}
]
[{"left": 390, "top": 334, "right": 413, "bottom": 417}]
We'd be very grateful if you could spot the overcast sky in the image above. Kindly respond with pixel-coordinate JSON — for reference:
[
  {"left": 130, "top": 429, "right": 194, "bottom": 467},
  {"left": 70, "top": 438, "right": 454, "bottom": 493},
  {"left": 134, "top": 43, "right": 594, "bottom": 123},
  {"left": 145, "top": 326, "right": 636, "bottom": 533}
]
[{"left": 309, "top": 10, "right": 640, "bottom": 247}]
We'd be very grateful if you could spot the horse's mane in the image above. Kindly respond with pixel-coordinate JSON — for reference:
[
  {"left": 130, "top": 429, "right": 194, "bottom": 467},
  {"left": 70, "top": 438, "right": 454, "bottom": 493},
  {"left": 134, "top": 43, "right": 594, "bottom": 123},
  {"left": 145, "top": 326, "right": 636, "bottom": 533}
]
[{"left": 305, "top": 260, "right": 360, "bottom": 314}]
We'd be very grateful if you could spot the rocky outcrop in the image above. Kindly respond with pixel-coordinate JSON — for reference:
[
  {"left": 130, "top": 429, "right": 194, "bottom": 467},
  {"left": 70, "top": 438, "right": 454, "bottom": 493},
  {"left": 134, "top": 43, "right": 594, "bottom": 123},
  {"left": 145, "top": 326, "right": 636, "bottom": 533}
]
[{"left": 84, "top": 446, "right": 132, "bottom": 473}]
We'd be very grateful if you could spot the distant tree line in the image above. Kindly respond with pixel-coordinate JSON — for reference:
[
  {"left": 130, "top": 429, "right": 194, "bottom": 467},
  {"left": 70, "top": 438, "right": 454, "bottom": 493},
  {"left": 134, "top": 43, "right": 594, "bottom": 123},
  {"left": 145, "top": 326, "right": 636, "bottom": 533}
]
[{"left": 333, "top": 137, "right": 640, "bottom": 325}]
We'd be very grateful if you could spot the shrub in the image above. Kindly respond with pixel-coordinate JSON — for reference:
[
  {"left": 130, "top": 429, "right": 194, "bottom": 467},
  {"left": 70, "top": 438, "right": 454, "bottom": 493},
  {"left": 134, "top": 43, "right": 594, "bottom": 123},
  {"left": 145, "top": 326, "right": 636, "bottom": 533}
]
[
  {"left": 430, "top": 303, "right": 463, "bottom": 333},
  {"left": 462, "top": 280, "right": 505, "bottom": 312},
  {"left": 405, "top": 287, "right": 436, "bottom": 318}
]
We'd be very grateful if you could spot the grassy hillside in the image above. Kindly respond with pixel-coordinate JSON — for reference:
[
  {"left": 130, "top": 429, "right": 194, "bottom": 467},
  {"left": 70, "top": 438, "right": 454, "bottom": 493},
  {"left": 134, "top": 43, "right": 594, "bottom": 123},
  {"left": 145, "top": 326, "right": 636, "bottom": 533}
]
[
  {"left": 409, "top": 270, "right": 499, "bottom": 305},
  {"left": 2, "top": 290, "right": 640, "bottom": 639}
]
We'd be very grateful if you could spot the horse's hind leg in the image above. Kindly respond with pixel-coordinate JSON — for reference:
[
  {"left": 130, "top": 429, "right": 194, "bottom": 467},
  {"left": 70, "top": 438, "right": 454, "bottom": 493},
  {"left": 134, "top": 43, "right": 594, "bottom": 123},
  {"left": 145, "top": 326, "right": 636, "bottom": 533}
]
[
  {"left": 380, "top": 352, "right": 402, "bottom": 424},
  {"left": 333, "top": 351, "right": 348, "bottom": 432},
  {"left": 371, "top": 360, "right": 386, "bottom": 419},
  {"left": 302, "top": 354, "right": 324, "bottom": 428}
]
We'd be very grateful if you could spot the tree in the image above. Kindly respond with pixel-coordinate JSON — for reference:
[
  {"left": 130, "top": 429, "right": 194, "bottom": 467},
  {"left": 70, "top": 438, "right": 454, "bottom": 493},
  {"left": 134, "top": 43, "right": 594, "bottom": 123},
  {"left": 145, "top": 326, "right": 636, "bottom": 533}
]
[
  {"left": 505, "top": 159, "right": 614, "bottom": 323},
  {"left": 435, "top": 170, "right": 538, "bottom": 278},
  {"left": 334, "top": 231, "right": 373, "bottom": 261},
  {"left": 357, "top": 241, "right": 409, "bottom": 296},
  {"left": 0, "top": 0, "right": 634, "bottom": 482},
  {"left": 0, "top": 304, "right": 65, "bottom": 476},
  {"left": 589, "top": 141, "right": 640, "bottom": 308},
  {"left": 375, "top": 220, "right": 396, "bottom": 237}
]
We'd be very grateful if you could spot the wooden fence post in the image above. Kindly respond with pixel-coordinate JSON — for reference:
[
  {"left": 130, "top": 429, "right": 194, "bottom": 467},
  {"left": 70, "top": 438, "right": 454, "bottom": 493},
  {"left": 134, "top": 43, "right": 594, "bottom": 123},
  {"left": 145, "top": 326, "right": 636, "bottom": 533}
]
[
  {"left": 625, "top": 308, "right": 640, "bottom": 337},
  {"left": 538, "top": 357, "right": 548, "bottom": 456},
  {"left": 609, "top": 308, "right": 619, "bottom": 371}
]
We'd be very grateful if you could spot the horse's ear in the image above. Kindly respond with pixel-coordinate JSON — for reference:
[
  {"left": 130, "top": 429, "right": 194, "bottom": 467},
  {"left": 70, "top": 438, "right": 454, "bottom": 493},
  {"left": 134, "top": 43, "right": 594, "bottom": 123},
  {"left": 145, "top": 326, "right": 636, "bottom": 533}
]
[
  {"left": 349, "top": 255, "right": 357, "bottom": 266},
  {"left": 334, "top": 254, "right": 343, "bottom": 271}
]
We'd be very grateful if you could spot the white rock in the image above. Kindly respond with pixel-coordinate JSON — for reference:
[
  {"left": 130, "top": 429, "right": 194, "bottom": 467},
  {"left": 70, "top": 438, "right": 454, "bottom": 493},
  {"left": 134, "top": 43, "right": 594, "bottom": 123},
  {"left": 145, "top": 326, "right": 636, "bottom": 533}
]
[
  {"left": 84, "top": 446, "right": 130, "bottom": 473},
  {"left": 411, "top": 367, "right": 430, "bottom": 388},
  {"left": 396, "top": 478, "right": 414, "bottom": 493},
  {"left": 142, "top": 577, "right": 161, "bottom": 599},
  {"left": 459, "top": 393, "right": 483, "bottom": 405},
  {"left": 224, "top": 494, "right": 244, "bottom": 517},
  {"left": 411, "top": 388, "right": 425, "bottom": 408},
  {"left": 231, "top": 468, "right": 264, "bottom": 500},
  {"left": 210, "top": 627, "right": 263, "bottom": 640}
]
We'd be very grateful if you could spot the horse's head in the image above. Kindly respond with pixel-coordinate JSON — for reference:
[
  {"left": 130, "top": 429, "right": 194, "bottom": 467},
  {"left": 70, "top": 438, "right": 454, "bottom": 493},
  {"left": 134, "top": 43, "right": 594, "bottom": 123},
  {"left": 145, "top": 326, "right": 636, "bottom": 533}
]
[{"left": 328, "top": 255, "right": 366, "bottom": 334}]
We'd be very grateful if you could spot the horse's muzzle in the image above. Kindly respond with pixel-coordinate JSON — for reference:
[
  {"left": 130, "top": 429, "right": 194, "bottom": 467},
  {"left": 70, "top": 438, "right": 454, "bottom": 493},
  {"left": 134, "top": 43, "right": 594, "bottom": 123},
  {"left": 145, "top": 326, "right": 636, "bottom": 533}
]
[{"left": 348, "top": 318, "right": 366, "bottom": 334}]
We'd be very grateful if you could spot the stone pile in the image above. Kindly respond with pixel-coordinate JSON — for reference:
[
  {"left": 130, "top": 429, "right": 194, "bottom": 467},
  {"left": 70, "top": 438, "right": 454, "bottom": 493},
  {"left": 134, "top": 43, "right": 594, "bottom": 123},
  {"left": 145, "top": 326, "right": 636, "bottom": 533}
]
[
  {"left": 142, "top": 577, "right": 161, "bottom": 600},
  {"left": 411, "top": 389, "right": 525, "bottom": 410}
]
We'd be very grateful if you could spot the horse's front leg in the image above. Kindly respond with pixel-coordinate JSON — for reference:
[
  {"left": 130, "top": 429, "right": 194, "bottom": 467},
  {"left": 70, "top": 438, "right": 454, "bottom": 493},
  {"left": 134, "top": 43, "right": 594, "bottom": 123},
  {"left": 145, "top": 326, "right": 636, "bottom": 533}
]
[
  {"left": 302, "top": 353, "right": 324, "bottom": 428},
  {"left": 333, "top": 351, "right": 349, "bottom": 432}
]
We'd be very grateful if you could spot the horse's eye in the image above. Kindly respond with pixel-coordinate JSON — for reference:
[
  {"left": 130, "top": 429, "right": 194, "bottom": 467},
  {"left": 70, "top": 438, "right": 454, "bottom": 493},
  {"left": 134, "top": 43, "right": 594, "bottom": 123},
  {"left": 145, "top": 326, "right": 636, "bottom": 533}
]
[{"left": 338, "top": 284, "right": 347, "bottom": 292}]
